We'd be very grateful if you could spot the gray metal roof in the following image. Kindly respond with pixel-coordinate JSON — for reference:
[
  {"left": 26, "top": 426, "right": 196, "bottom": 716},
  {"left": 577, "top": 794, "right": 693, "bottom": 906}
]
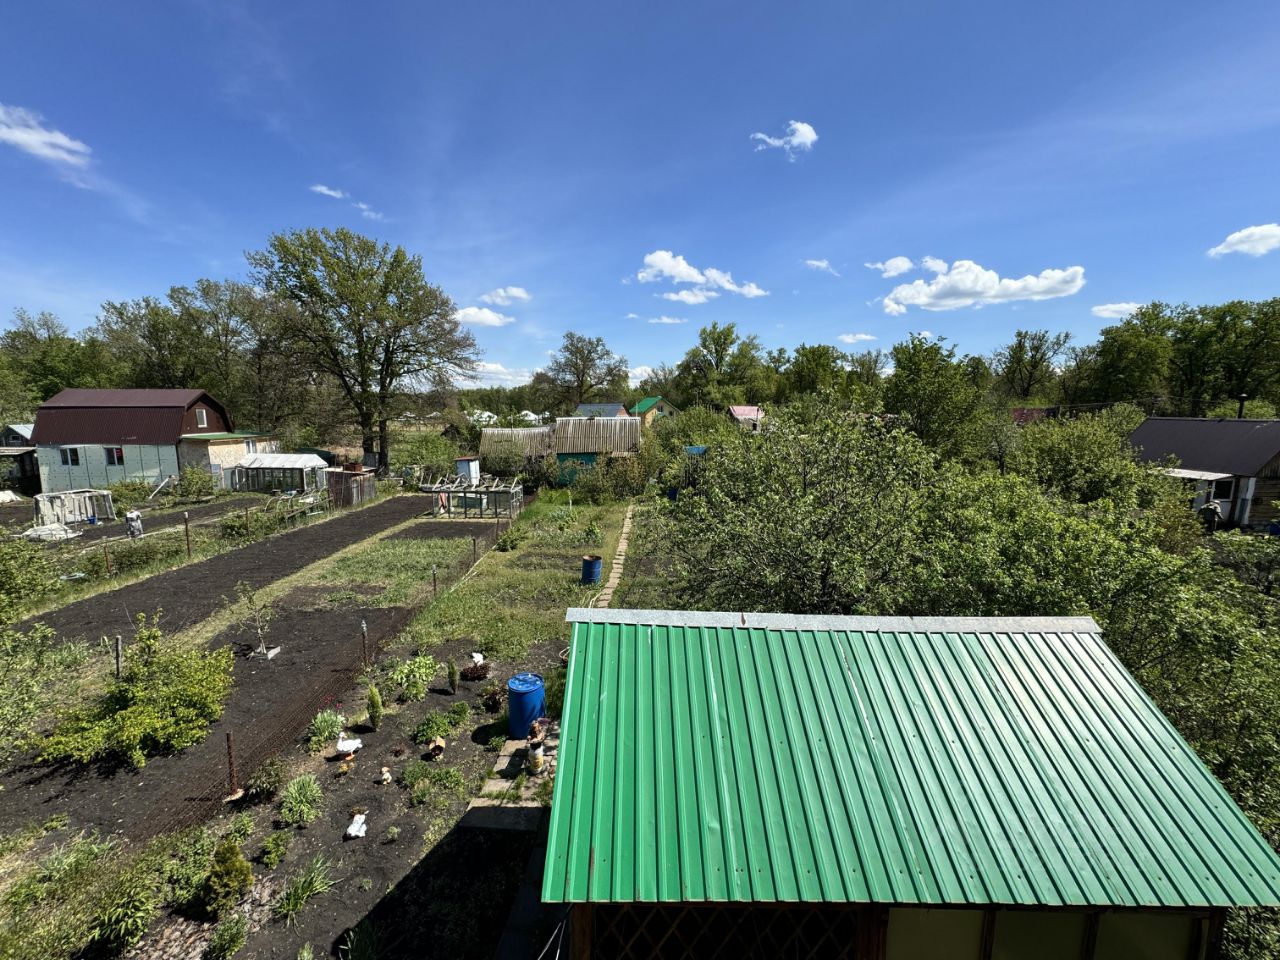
[
  {"left": 479, "top": 425, "right": 555, "bottom": 459},
  {"left": 1130, "top": 417, "right": 1280, "bottom": 476},
  {"left": 235, "top": 453, "right": 327, "bottom": 469},
  {"left": 554, "top": 416, "right": 641, "bottom": 454}
]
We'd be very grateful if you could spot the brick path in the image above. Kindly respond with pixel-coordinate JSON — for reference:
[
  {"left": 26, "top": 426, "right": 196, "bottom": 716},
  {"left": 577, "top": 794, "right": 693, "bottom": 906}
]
[{"left": 594, "top": 504, "right": 634, "bottom": 608}]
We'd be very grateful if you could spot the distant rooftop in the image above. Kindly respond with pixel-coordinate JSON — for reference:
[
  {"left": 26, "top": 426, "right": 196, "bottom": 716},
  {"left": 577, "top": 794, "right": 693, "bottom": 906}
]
[{"left": 1130, "top": 416, "right": 1280, "bottom": 476}]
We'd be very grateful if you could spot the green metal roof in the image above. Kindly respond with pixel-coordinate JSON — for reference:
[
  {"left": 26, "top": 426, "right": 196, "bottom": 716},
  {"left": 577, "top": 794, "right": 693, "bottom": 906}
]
[
  {"left": 630, "top": 396, "right": 670, "bottom": 414},
  {"left": 180, "top": 431, "right": 270, "bottom": 441},
  {"left": 542, "top": 610, "right": 1280, "bottom": 907}
]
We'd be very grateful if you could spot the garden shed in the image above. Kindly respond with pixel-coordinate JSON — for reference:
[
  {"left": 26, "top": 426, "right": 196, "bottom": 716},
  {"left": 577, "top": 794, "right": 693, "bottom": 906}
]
[
  {"left": 231, "top": 453, "right": 327, "bottom": 493},
  {"left": 544, "top": 609, "right": 1280, "bottom": 959}
]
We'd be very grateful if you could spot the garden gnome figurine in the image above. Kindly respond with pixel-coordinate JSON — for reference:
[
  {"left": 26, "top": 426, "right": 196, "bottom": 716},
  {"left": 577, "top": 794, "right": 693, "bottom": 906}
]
[{"left": 125, "top": 509, "right": 143, "bottom": 539}]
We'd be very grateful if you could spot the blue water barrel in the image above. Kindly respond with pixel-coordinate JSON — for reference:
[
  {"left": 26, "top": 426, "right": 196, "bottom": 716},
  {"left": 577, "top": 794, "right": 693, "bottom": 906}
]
[
  {"left": 508, "top": 673, "right": 546, "bottom": 738},
  {"left": 581, "top": 554, "right": 603, "bottom": 585}
]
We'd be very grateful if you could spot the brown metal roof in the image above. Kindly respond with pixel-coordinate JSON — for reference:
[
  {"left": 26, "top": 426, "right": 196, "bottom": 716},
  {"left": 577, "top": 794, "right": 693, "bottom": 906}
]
[
  {"left": 1130, "top": 417, "right": 1280, "bottom": 477},
  {"left": 31, "top": 389, "right": 230, "bottom": 446}
]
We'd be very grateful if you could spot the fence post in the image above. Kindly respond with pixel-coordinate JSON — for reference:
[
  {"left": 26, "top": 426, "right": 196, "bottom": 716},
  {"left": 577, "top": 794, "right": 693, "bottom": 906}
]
[
  {"left": 361, "top": 619, "right": 369, "bottom": 667},
  {"left": 225, "top": 731, "right": 238, "bottom": 796},
  {"left": 103, "top": 541, "right": 112, "bottom": 577},
  {"left": 183, "top": 511, "right": 191, "bottom": 558},
  {"left": 432, "top": 564, "right": 438, "bottom": 599},
  {"left": 472, "top": 536, "right": 477, "bottom": 565},
  {"left": 114, "top": 634, "right": 123, "bottom": 680}
]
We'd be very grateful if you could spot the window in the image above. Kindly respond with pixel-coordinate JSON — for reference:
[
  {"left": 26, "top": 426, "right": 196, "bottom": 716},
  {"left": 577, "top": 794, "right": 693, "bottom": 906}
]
[
  {"left": 1211, "top": 478, "right": 1235, "bottom": 501},
  {"left": 104, "top": 447, "right": 125, "bottom": 466},
  {"left": 195, "top": 408, "right": 208, "bottom": 428},
  {"left": 59, "top": 447, "right": 80, "bottom": 467},
  {"left": 245, "top": 439, "right": 257, "bottom": 454}
]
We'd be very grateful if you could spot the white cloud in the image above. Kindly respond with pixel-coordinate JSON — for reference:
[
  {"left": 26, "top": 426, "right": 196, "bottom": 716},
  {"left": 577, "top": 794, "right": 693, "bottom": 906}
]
[
  {"left": 637, "top": 250, "right": 705, "bottom": 284},
  {"left": 461, "top": 361, "right": 534, "bottom": 387},
  {"left": 882, "top": 259, "right": 1085, "bottom": 315},
  {"left": 624, "top": 312, "right": 640, "bottom": 319},
  {"left": 455, "top": 306, "right": 515, "bottom": 327},
  {"left": 918, "top": 330, "right": 935, "bottom": 339},
  {"left": 1091, "top": 302, "right": 1142, "bottom": 319},
  {"left": 703, "top": 268, "right": 768, "bottom": 298},
  {"left": 0, "top": 104, "right": 91, "bottom": 169},
  {"left": 647, "top": 316, "right": 687, "bottom": 324},
  {"left": 751, "top": 120, "right": 818, "bottom": 160},
  {"left": 636, "top": 250, "right": 767, "bottom": 304},
  {"left": 838, "top": 333, "right": 877, "bottom": 343},
  {"left": 480, "top": 286, "right": 532, "bottom": 306},
  {"left": 661, "top": 288, "right": 720, "bottom": 305},
  {"left": 629, "top": 365, "right": 654, "bottom": 387},
  {"left": 921, "top": 256, "right": 949, "bottom": 274},
  {"left": 864, "top": 256, "right": 914, "bottom": 278},
  {"left": 1207, "top": 223, "right": 1280, "bottom": 258},
  {"left": 805, "top": 259, "right": 839, "bottom": 276},
  {"left": 309, "top": 184, "right": 384, "bottom": 221}
]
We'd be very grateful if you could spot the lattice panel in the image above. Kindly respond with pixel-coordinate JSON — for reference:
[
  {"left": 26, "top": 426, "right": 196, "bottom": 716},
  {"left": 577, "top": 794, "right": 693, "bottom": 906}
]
[{"left": 590, "top": 903, "right": 867, "bottom": 959}]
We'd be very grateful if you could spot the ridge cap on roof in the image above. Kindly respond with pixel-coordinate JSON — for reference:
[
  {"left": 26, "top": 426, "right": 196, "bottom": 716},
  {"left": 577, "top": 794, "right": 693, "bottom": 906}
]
[{"left": 565, "top": 608, "right": 1101, "bottom": 633}]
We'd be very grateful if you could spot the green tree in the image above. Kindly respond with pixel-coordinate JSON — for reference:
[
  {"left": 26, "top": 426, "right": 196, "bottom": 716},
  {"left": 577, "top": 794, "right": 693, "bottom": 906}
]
[
  {"left": 883, "top": 335, "right": 986, "bottom": 460},
  {"left": 544, "top": 331, "right": 628, "bottom": 407},
  {"left": 249, "top": 227, "right": 477, "bottom": 470},
  {"left": 1083, "top": 304, "right": 1172, "bottom": 406},
  {"left": 672, "top": 322, "right": 769, "bottom": 407},
  {"left": 994, "top": 329, "right": 1070, "bottom": 401}
]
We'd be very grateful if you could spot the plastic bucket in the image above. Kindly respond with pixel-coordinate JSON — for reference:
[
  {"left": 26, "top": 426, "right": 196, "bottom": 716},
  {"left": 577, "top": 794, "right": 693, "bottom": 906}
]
[
  {"left": 581, "top": 554, "right": 603, "bottom": 585},
  {"left": 508, "top": 672, "right": 546, "bottom": 738}
]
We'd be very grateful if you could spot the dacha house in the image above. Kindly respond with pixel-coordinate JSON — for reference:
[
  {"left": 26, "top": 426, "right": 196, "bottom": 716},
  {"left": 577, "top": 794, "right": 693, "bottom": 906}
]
[
  {"left": 544, "top": 608, "right": 1280, "bottom": 959},
  {"left": 31, "top": 388, "right": 277, "bottom": 493}
]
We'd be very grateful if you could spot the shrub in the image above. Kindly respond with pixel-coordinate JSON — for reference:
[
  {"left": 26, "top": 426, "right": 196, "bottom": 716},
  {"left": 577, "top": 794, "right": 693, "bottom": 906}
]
[
  {"left": 494, "top": 528, "right": 524, "bottom": 552},
  {"left": 412, "top": 713, "right": 451, "bottom": 743},
  {"left": 382, "top": 826, "right": 400, "bottom": 844},
  {"left": 204, "top": 838, "right": 253, "bottom": 918},
  {"left": 260, "top": 830, "right": 290, "bottom": 869},
  {"left": 273, "top": 856, "right": 337, "bottom": 926},
  {"left": 447, "top": 701, "right": 470, "bottom": 726},
  {"left": 365, "top": 684, "right": 383, "bottom": 731},
  {"left": 0, "top": 538, "right": 58, "bottom": 625},
  {"left": 408, "top": 766, "right": 465, "bottom": 807},
  {"left": 306, "top": 709, "right": 345, "bottom": 752},
  {"left": 90, "top": 869, "right": 158, "bottom": 954},
  {"left": 40, "top": 616, "right": 234, "bottom": 768},
  {"left": 0, "top": 623, "right": 85, "bottom": 767},
  {"left": 176, "top": 465, "right": 216, "bottom": 500},
  {"left": 388, "top": 655, "right": 437, "bottom": 702},
  {"left": 279, "top": 775, "right": 323, "bottom": 827},
  {"left": 203, "top": 914, "right": 249, "bottom": 960},
  {"left": 107, "top": 479, "right": 154, "bottom": 510},
  {"left": 399, "top": 759, "right": 430, "bottom": 789},
  {"left": 161, "top": 827, "right": 216, "bottom": 909},
  {"left": 225, "top": 812, "right": 255, "bottom": 844},
  {"left": 446, "top": 659, "right": 459, "bottom": 694},
  {"left": 246, "top": 758, "right": 286, "bottom": 802}
]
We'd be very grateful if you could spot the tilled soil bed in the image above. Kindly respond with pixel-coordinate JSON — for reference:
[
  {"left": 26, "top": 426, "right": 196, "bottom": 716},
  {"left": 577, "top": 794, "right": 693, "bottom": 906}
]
[{"left": 15, "top": 494, "right": 435, "bottom": 643}]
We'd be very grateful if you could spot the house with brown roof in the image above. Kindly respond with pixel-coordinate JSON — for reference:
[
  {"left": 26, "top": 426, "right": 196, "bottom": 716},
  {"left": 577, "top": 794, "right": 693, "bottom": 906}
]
[
  {"left": 727, "top": 404, "right": 765, "bottom": 431},
  {"left": 31, "top": 389, "right": 277, "bottom": 493},
  {"left": 1130, "top": 416, "right": 1280, "bottom": 529}
]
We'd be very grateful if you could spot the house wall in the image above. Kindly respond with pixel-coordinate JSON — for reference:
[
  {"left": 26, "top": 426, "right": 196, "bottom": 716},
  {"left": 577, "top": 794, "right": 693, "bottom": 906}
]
[
  {"left": 180, "top": 400, "right": 230, "bottom": 434},
  {"left": 37, "top": 443, "right": 178, "bottom": 493},
  {"left": 1251, "top": 478, "right": 1280, "bottom": 527}
]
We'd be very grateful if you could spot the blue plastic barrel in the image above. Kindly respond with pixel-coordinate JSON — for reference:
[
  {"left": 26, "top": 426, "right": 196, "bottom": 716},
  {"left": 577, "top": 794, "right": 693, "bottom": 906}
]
[
  {"left": 581, "top": 554, "right": 603, "bottom": 585},
  {"left": 508, "top": 672, "right": 546, "bottom": 738}
]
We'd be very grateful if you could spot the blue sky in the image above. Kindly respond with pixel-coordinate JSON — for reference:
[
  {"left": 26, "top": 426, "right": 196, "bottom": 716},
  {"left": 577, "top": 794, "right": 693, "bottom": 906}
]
[{"left": 2, "top": 1, "right": 1278, "bottom": 387}]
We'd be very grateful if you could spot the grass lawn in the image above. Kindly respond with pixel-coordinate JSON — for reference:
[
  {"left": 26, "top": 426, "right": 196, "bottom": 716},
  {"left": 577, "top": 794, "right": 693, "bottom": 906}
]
[{"left": 319, "top": 536, "right": 473, "bottom": 607}]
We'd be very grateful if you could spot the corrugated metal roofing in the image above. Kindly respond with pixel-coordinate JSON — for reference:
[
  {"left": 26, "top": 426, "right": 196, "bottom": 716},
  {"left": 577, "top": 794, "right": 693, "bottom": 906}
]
[
  {"left": 1130, "top": 417, "right": 1280, "bottom": 476},
  {"left": 728, "top": 404, "right": 763, "bottom": 420},
  {"left": 479, "top": 425, "right": 555, "bottom": 459},
  {"left": 543, "top": 609, "right": 1280, "bottom": 908},
  {"left": 6, "top": 423, "right": 34, "bottom": 440},
  {"left": 235, "top": 453, "right": 327, "bottom": 469},
  {"left": 574, "top": 402, "right": 631, "bottom": 418},
  {"left": 554, "top": 416, "right": 641, "bottom": 454},
  {"left": 31, "top": 389, "right": 229, "bottom": 445}
]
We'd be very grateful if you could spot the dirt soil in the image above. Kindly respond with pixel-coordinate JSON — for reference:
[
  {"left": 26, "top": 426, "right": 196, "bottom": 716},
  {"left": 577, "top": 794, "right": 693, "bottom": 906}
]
[
  {"left": 0, "top": 503, "right": 492, "bottom": 840},
  {"left": 14, "top": 495, "right": 436, "bottom": 644},
  {"left": 64, "top": 494, "right": 263, "bottom": 545}
]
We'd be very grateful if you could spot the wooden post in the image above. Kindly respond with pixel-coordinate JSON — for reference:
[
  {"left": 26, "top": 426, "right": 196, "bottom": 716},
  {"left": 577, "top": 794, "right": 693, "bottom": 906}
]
[
  {"left": 569, "top": 904, "right": 593, "bottom": 960},
  {"left": 244, "top": 506, "right": 250, "bottom": 528},
  {"left": 225, "top": 731, "right": 238, "bottom": 794},
  {"left": 114, "top": 634, "right": 123, "bottom": 680},
  {"left": 361, "top": 619, "right": 369, "bottom": 667},
  {"left": 183, "top": 511, "right": 191, "bottom": 558},
  {"left": 472, "top": 536, "right": 478, "bottom": 565},
  {"left": 102, "top": 541, "right": 112, "bottom": 577},
  {"left": 432, "top": 564, "right": 438, "bottom": 599}
]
